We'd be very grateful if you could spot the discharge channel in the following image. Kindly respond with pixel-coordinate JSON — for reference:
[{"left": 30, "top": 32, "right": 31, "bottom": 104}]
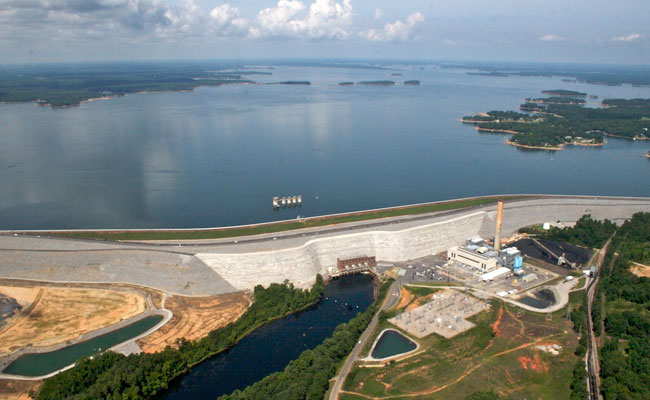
[{"left": 162, "top": 274, "right": 375, "bottom": 399}]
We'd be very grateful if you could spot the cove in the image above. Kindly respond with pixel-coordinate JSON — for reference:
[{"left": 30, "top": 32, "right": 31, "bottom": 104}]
[
  {"left": 2, "top": 315, "right": 163, "bottom": 377},
  {"left": 162, "top": 274, "right": 375, "bottom": 399},
  {"left": 371, "top": 329, "right": 417, "bottom": 359}
]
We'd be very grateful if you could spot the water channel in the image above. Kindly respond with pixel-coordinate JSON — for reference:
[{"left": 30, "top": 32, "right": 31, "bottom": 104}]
[
  {"left": 3, "top": 315, "right": 163, "bottom": 377},
  {"left": 162, "top": 274, "right": 375, "bottom": 399}
]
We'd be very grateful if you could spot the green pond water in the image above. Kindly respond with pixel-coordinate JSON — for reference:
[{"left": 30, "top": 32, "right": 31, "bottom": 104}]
[
  {"left": 371, "top": 329, "right": 417, "bottom": 359},
  {"left": 3, "top": 315, "right": 163, "bottom": 377}
]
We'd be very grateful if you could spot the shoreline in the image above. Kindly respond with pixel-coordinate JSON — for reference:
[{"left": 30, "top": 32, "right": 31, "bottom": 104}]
[
  {"left": 477, "top": 127, "right": 522, "bottom": 135},
  {"left": 505, "top": 139, "right": 564, "bottom": 151},
  {"left": 603, "top": 132, "right": 649, "bottom": 141}
]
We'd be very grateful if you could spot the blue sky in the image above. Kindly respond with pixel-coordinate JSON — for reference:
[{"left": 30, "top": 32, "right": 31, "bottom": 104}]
[{"left": 0, "top": 0, "right": 648, "bottom": 64}]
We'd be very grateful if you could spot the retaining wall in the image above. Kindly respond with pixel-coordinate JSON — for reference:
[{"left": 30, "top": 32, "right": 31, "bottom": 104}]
[{"left": 197, "top": 212, "right": 486, "bottom": 290}]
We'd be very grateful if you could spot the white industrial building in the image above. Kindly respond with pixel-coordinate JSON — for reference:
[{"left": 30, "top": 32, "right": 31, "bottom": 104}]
[{"left": 447, "top": 244, "right": 498, "bottom": 273}]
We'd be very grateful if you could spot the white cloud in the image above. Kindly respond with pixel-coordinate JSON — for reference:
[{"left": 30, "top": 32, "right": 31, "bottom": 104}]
[
  {"left": 540, "top": 34, "right": 564, "bottom": 42},
  {"left": 209, "top": 4, "right": 248, "bottom": 34},
  {"left": 362, "top": 12, "right": 424, "bottom": 41},
  {"left": 249, "top": 0, "right": 353, "bottom": 39},
  {"left": 609, "top": 33, "right": 641, "bottom": 42},
  {"left": 0, "top": 0, "right": 425, "bottom": 49}
]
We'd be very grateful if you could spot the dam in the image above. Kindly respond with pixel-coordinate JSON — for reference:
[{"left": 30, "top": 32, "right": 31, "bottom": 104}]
[{"left": 1, "top": 196, "right": 650, "bottom": 295}]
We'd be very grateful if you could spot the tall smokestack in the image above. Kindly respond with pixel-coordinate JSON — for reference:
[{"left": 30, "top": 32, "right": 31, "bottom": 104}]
[{"left": 495, "top": 200, "right": 504, "bottom": 251}]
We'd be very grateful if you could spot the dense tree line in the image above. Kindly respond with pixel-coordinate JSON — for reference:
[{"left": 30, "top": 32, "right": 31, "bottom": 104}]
[
  {"left": 569, "top": 360, "right": 589, "bottom": 400},
  {"left": 219, "top": 280, "right": 393, "bottom": 400},
  {"left": 525, "top": 96, "right": 586, "bottom": 104},
  {"left": 35, "top": 276, "right": 325, "bottom": 400},
  {"left": 593, "top": 213, "right": 650, "bottom": 399},
  {"left": 543, "top": 215, "right": 617, "bottom": 249},
  {"left": 520, "top": 214, "right": 617, "bottom": 249},
  {"left": 462, "top": 94, "right": 650, "bottom": 148}
]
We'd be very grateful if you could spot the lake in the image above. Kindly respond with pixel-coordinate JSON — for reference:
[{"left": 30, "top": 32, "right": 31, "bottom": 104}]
[
  {"left": 1, "top": 64, "right": 649, "bottom": 229},
  {"left": 162, "top": 274, "right": 375, "bottom": 399}
]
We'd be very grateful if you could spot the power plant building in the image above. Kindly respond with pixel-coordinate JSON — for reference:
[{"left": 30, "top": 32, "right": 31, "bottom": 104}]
[{"left": 447, "top": 244, "right": 498, "bottom": 273}]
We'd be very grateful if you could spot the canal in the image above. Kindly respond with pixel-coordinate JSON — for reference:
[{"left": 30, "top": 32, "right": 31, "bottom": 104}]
[
  {"left": 3, "top": 315, "right": 163, "bottom": 377},
  {"left": 163, "top": 274, "right": 375, "bottom": 399}
]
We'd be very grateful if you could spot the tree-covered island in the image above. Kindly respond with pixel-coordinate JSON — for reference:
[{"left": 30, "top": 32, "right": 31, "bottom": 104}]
[{"left": 462, "top": 92, "right": 650, "bottom": 150}]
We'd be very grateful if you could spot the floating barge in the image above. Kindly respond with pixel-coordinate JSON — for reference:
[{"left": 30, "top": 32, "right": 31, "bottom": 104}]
[{"left": 273, "top": 195, "right": 302, "bottom": 209}]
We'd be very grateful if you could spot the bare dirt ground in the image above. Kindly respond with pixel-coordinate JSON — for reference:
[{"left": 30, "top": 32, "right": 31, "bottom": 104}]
[
  {"left": 0, "top": 379, "right": 41, "bottom": 400},
  {"left": 395, "top": 288, "right": 414, "bottom": 309},
  {"left": 630, "top": 262, "right": 650, "bottom": 278},
  {"left": 137, "top": 291, "right": 250, "bottom": 353},
  {"left": 0, "top": 285, "right": 146, "bottom": 355}
]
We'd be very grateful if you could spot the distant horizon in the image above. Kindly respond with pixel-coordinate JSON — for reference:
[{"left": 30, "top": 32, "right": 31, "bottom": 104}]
[{"left": 1, "top": 58, "right": 649, "bottom": 68}]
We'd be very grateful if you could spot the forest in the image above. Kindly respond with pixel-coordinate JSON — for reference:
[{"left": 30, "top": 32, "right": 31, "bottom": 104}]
[
  {"left": 538, "top": 213, "right": 649, "bottom": 399},
  {"left": 34, "top": 276, "right": 325, "bottom": 400},
  {"left": 0, "top": 63, "right": 261, "bottom": 107},
  {"left": 462, "top": 92, "right": 650, "bottom": 148},
  {"left": 595, "top": 212, "right": 650, "bottom": 399},
  {"left": 530, "top": 214, "right": 618, "bottom": 249}
]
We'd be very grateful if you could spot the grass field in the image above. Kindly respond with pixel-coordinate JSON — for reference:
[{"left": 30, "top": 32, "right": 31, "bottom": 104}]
[
  {"left": 341, "top": 289, "right": 582, "bottom": 399},
  {"left": 40, "top": 196, "right": 519, "bottom": 241},
  {"left": 0, "top": 285, "right": 146, "bottom": 355}
]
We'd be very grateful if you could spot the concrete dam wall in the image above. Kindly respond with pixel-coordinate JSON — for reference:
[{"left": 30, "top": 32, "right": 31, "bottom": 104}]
[
  {"left": 197, "top": 212, "right": 486, "bottom": 290},
  {"left": 197, "top": 197, "right": 650, "bottom": 292}
]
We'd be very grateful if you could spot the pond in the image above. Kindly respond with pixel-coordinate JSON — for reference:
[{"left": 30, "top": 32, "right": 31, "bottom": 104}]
[
  {"left": 371, "top": 329, "right": 417, "bottom": 360},
  {"left": 518, "top": 289, "right": 556, "bottom": 309},
  {"left": 2, "top": 314, "right": 163, "bottom": 377}
]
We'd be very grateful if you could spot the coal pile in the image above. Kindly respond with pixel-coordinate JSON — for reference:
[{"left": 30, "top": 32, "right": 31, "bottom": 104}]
[
  {"left": 510, "top": 238, "right": 592, "bottom": 267},
  {"left": 0, "top": 295, "right": 21, "bottom": 324}
]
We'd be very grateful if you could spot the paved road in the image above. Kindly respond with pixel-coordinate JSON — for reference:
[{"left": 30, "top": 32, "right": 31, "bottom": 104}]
[{"left": 329, "top": 281, "right": 401, "bottom": 400}]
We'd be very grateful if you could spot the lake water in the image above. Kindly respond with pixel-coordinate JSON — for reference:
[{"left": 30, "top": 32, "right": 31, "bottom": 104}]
[
  {"left": 1, "top": 64, "right": 649, "bottom": 230},
  {"left": 162, "top": 274, "right": 375, "bottom": 399}
]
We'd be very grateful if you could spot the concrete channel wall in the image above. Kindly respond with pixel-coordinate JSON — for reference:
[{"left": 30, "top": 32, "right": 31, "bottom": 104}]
[{"left": 197, "top": 212, "right": 486, "bottom": 290}]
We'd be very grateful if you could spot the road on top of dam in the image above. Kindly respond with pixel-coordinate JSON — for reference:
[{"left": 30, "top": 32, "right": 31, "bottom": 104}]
[{"left": 3, "top": 196, "right": 650, "bottom": 253}]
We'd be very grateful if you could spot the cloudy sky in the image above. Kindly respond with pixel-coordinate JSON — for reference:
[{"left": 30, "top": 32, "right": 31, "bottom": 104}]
[{"left": 0, "top": 0, "right": 648, "bottom": 64}]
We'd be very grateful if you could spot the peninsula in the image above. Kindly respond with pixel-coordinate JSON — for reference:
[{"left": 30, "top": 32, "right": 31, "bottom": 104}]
[
  {"left": 0, "top": 63, "right": 259, "bottom": 107},
  {"left": 462, "top": 92, "right": 650, "bottom": 150}
]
